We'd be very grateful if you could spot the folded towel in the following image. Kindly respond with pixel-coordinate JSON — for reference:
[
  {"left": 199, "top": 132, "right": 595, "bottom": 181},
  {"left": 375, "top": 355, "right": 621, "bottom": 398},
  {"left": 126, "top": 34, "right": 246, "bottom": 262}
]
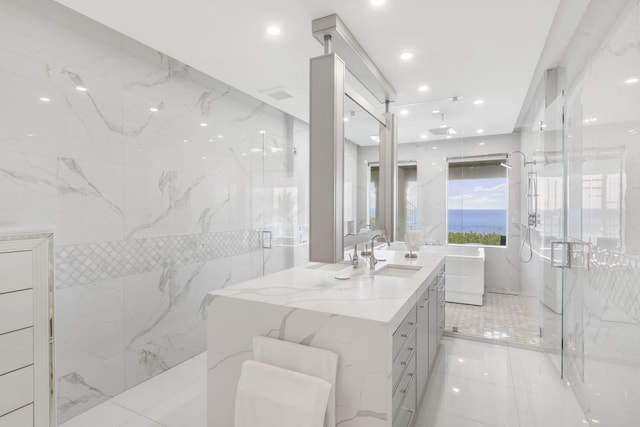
[
  {"left": 252, "top": 336, "right": 339, "bottom": 427},
  {"left": 235, "top": 360, "right": 331, "bottom": 427}
]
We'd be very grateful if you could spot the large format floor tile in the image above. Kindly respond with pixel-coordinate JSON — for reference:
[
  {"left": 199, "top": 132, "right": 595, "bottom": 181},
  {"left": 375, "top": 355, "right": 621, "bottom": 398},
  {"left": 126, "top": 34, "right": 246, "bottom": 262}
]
[
  {"left": 62, "top": 340, "right": 587, "bottom": 427},
  {"left": 59, "top": 401, "right": 139, "bottom": 427},
  {"left": 111, "top": 356, "right": 205, "bottom": 414},
  {"left": 415, "top": 373, "right": 521, "bottom": 427}
]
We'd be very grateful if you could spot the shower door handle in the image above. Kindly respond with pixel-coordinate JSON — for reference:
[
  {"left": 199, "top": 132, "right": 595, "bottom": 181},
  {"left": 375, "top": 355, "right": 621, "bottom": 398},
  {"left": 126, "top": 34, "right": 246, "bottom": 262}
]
[
  {"left": 262, "top": 230, "right": 272, "bottom": 249},
  {"left": 550, "top": 241, "right": 571, "bottom": 268}
]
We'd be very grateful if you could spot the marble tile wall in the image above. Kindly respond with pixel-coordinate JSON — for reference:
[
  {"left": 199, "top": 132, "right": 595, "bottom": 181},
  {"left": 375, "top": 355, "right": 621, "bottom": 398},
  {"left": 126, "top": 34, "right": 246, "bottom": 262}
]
[
  {"left": 519, "top": 0, "right": 640, "bottom": 424},
  {"left": 0, "top": 0, "right": 308, "bottom": 422}
]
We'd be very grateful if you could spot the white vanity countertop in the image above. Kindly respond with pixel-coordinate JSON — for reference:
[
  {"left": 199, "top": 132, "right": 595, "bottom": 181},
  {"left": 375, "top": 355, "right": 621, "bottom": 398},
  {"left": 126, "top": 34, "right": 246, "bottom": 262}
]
[{"left": 210, "top": 249, "right": 446, "bottom": 329}]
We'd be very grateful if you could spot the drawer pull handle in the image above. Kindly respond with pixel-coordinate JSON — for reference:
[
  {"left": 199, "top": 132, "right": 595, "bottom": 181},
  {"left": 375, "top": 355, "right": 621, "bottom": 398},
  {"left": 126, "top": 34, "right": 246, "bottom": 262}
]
[
  {"left": 401, "top": 334, "right": 408, "bottom": 338},
  {"left": 401, "top": 361, "right": 407, "bottom": 366},
  {"left": 408, "top": 347, "right": 414, "bottom": 351},
  {"left": 408, "top": 322, "right": 415, "bottom": 326}
]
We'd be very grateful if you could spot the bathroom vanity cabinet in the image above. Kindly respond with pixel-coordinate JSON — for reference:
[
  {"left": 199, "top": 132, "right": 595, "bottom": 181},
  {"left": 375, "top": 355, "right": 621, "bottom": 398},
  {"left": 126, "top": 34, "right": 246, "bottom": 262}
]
[
  {"left": 393, "top": 266, "right": 445, "bottom": 426},
  {"left": 0, "top": 229, "right": 55, "bottom": 427},
  {"left": 207, "top": 250, "right": 446, "bottom": 427}
]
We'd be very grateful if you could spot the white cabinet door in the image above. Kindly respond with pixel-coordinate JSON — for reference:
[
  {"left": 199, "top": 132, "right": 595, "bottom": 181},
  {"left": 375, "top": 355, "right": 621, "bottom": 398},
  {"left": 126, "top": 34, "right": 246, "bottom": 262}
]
[{"left": 416, "top": 287, "right": 429, "bottom": 401}]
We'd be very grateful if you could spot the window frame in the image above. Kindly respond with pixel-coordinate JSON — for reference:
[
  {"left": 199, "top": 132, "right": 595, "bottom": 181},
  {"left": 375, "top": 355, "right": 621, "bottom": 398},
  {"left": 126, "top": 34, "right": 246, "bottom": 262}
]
[{"left": 445, "top": 154, "right": 510, "bottom": 248}]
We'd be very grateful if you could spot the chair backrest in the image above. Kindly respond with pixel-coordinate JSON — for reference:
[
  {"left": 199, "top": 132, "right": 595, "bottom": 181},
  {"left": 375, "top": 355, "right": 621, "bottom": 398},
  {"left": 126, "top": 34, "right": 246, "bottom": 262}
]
[
  {"left": 235, "top": 360, "right": 331, "bottom": 427},
  {"left": 252, "top": 336, "right": 339, "bottom": 427}
]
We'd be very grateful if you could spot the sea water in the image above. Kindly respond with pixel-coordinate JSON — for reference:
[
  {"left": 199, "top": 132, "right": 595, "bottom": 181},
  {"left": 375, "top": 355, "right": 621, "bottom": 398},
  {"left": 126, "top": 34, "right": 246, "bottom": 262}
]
[{"left": 448, "top": 209, "right": 507, "bottom": 235}]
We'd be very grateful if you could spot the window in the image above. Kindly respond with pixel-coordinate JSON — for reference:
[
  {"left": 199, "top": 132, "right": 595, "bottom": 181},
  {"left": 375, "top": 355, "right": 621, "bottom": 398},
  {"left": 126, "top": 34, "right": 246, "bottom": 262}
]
[
  {"left": 367, "top": 163, "right": 418, "bottom": 237},
  {"left": 397, "top": 164, "right": 418, "bottom": 238},
  {"left": 447, "top": 158, "right": 508, "bottom": 246}
]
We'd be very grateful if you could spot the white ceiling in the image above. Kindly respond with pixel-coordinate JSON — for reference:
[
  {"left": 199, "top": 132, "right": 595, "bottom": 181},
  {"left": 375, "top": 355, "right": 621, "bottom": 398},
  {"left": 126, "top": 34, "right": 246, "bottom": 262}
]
[{"left": 54, "top": 0, "right": 562, "bottom": 143}]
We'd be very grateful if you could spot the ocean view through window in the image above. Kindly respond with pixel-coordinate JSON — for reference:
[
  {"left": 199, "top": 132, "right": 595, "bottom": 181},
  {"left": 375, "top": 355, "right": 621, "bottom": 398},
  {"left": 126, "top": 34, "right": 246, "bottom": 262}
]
[{"left": 447, "top": 158, "right": 508, "bottom": 246}]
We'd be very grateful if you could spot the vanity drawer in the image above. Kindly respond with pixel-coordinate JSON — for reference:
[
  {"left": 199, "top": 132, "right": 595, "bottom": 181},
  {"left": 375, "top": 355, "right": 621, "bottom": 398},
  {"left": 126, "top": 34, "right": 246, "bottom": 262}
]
[
  {"left": 392, "top": 328, "right": 415, "bottom": 392},
  {"left": 0, "top": 328, "right": 33, "bottom": 376},
  {"left": 392, "top": 351, "right": 416, "bottom": 419},
  {"left": 392, "top": 306, "right": 416, "bottom": 360},
  {"left": 0, "top": 251, "right": 32, "bottom": 295},
  {"left": 0, "top": 365, "right": 33, "bottom": 417},
  {"left": 0, "top": 289, "right": 33, "bottom": 335},
  {"left": 0, "top": 403, "right": 33, "bottom": 427}
]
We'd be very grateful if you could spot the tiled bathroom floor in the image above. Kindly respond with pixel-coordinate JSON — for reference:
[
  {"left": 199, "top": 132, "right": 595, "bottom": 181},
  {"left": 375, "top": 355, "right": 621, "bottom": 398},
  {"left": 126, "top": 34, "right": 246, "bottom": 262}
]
[
  {"left": 60, "top": 337, "right": 587, "bottom": 427},
  {"left": 445, "top": 290, "right": 541, "bottom": 346}
]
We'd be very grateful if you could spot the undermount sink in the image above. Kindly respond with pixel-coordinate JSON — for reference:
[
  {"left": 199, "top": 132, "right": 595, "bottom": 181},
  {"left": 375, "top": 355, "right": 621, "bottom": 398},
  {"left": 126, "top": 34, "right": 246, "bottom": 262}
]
[{"left": 374, "top": 264, "right": 422, "bottom": 278}]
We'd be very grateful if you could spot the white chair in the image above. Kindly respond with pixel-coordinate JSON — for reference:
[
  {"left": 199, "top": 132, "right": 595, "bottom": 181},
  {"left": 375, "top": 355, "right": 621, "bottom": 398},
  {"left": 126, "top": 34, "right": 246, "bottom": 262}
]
[
  {"left": 235, "top": 360, "right": 331, "bottom": 427},
  {"left": 252, "top": 336, "right": 339, "bottom": 427}
]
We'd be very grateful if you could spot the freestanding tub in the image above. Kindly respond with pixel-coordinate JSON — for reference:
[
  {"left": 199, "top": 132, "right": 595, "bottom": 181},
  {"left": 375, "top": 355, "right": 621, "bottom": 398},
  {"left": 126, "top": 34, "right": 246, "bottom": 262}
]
[
  {"left": 442, "top": 246, "right": 485, "bottom": 305},
  {"left": 387, "top": 243, "right": 486, "bottom": 305}
]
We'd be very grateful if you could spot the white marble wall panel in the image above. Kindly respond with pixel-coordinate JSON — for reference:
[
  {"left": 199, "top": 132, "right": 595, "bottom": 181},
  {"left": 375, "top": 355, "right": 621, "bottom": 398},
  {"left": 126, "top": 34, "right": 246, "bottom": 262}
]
[
  {"left": 0, "top": 151, "right": 124, "bottom": 245},
  {"left": 55, "top": 278, "right": 125, "bottom": 421},
  {"left": 0, "top": 0, "right": 309, "bottom": 422}
]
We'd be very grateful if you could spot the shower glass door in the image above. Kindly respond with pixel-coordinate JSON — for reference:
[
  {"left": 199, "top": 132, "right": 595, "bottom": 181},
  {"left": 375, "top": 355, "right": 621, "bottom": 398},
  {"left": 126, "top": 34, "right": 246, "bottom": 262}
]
[
  {"left": 257, "top": 120, "right": 301, "bottom": 276},
  {"left": 536, "top": 92, "right": 566, "bottom": 375}
]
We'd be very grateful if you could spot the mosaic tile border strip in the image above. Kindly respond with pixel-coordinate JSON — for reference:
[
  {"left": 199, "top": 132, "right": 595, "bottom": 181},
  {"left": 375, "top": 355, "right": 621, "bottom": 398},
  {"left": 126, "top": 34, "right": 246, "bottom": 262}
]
[
  {"left": 591, "top": 250, "right": 640, "bottom": 322},
  {"left": 55, "top": 230, "right": 261, "bottom": 287}
]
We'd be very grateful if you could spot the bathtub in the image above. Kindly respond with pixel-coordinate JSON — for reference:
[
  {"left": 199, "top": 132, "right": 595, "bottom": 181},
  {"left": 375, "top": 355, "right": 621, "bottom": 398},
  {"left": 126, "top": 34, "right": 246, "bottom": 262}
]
[
  {"left": 441, "top": 246, "right": 485, "bottom": 305},
  {"left": 387, "top": 243, "right": 486, "bottom": 305}
]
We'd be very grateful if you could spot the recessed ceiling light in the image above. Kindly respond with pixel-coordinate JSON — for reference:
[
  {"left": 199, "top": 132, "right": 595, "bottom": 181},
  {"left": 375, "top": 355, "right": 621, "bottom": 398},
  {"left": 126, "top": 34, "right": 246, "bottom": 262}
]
[
  {"left": 370, "top": 0, "right": 385, "bottom": 5},
  {"left": 259, "top": 130, "right": 266, "bottom": 134},
  {"left": 476, "top": 129, "right": 484, "bottom": 134},
  {"left": 208, "top": 139, "right": 214, "bottom": 142},
  {"left": 418, "top": 85, "right": 429, "bottom": 92},
  {"left": 399, "top": 109, "right": 409, "bottom": 115},
  {"left": 473, "top": 99, "right": 485, "bottom": 105},
  {"left": 344, "top": 117, "right": 349, "bottom": 122},
  {"left": 201, "top": 156, "right": 207, "bottom": 160},
  {"left": 479, "top": 142, "right": 485, "bottom": 146},
  {"left": 76, "top": 86, "right": 87, "bottom": 92},
  {"left": 26, "top": 133, "right": 34, "bottom": 137},
  {"left": 452, "top": 387, "right": 460, "bottom": 393},
  {"left": 446, "top": 135, "right": 452, "bottom": 139},
  {"left": 432, "top": 146, "right": 437, "bottom": 150},
  {"left": 432, "top": 109, "right": 440, "bottom": 114},
  {"left": 400, "top": 52, "right": 414, "bottom": 61},
  {"left": 217, "top": 135, "right": 224, "bottom": 139},
  {"left": 150, "top": 107, "right": 159, "bottom": 112},
  {"left": 200, "top": 122, "right": 208, "bottom": 127},
  {"left": 420, "top": 134, "right": 428, "bottom": 139},
  {"left": 39, "top": 97, "right": 50, "bottom": 102},
  {"left": 266, "top": 26, "right": 281, "bottom": 36},
  {"left": 183, "top": 139, "right": 188, "bottom": 143},
  {"left": 624, "top": 78, "right": 639, "bottom": 84}
]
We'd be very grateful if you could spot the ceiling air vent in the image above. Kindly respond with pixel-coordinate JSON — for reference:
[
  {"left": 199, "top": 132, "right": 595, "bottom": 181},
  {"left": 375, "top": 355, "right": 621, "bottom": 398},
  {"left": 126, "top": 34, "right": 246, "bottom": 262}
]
[
  {"left": 261, "top": 86, "right": 295, "bottom": 101},
  {"left": 429, "top": 127, "right": 456, "bottom": 136}
]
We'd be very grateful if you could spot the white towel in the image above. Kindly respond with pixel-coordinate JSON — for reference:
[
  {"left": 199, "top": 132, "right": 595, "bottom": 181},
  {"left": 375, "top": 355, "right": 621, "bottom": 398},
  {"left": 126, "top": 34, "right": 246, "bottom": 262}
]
[
  {"left": 252, "top": 336, "right": 339, "bottom": 427},
  {"left": 235, "top": 360, "right": 331, "bottom": 427}
]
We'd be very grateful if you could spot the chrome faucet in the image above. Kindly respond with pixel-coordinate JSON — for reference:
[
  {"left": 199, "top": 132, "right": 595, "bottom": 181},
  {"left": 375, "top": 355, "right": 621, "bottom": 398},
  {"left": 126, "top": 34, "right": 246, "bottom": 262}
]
[
  {"left": 370, "top": 234, "right": 391, "bottom": 269},
  {"left": 350, "top": 244, "right": 359, "bottom": 268},
  {"left": 345, "top": 233, "right": 359, "bottom": 268}
]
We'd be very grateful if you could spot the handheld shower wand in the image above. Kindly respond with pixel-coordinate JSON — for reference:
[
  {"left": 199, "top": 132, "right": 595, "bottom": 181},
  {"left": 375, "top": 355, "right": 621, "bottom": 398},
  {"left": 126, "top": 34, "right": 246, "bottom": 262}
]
[{"left": 501, "top": 151, "right": 537, "bottom": 263}]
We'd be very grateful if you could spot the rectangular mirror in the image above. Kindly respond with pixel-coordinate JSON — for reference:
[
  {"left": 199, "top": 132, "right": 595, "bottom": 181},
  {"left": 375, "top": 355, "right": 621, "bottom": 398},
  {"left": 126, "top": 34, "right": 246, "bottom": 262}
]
[{"left": 343, "top": 91, "right": 387, "bottom": 260}]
